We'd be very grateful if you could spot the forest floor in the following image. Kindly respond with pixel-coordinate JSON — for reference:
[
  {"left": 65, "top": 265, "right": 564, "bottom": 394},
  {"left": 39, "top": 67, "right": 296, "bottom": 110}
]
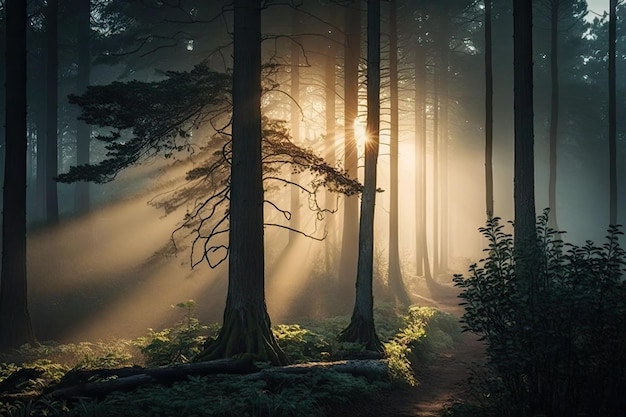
[{"left": 329, "top": 281, "right": 487, "bottom": 417}]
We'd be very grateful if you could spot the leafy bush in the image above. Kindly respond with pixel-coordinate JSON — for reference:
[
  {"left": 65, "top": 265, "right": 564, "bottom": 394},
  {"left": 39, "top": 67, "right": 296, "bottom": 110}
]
[
  {"left": 453, "top": 212, "right": 626, "bottom": 417},
  {"left": 134, "top": 300, "right": 217, "bottom": 366}
]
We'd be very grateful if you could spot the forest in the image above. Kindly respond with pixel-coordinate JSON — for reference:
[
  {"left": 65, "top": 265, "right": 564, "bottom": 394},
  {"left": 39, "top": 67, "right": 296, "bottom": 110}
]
[{"left": 0, "top": 0, "right": 625, "bottom": 416}]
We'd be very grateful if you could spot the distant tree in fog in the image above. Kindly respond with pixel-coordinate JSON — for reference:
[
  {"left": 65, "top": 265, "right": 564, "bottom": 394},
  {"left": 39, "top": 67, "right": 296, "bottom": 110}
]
[
  {"left": 0, "top": 0, "right": 38, "bottom": 350},
  {"left": 609, "top": 0, "right": 617, "bottom": 225}
]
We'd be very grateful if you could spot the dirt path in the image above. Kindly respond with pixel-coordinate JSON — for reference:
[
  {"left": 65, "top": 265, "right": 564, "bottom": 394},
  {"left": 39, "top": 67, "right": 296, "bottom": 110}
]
[{"left": 328, "top": 285, "right": 487, "bottom": 417}]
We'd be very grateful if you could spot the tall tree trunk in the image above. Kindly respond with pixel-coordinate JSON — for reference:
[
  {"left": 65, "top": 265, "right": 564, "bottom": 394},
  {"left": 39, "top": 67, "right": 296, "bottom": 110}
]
[
  {"left": 338, "top": 2, "right": 361, "bottom": 296},
  {"left": 74, "top": 0, "right": 91, "bottom": 214},
  {"left": 609, "top": 0, "right": 617, "bottom": 226},
  {"left": 387, "top": 0, "right": 410, "bottom": 307},
  {"left": 196, "top": 0, "right": 287, "bottom": 366},
  {"left": 513, "top": 0, "right": 539, "bottom": 406},
  {"left": 415, "top": 42, "right": 433, "bottom": 283},
  {"left": 289, "top": 11, "right": 301, "bottom": 244},
  {"left": 46, "top": 0, "right": 59, "bottom": 224},
  {"left": 432, "top": 68, "right": 440, "bottom": 279},
  {"left": 0, "top": 0, "right": 38, "bottom": 350},
  {"left": 485, "top": 0, "right": 494, "bottom": 219},
  {"left": 548, "top": 0, "right": 560, "bottom": 230},
  {"left": 439, "top": 19, "right": 450, "bottom": 274},
  {"left": 338, "top": 0, "right": 382, "bottom": 353},
  {"left": 324, "top": 38, "right": 337, "bottom": 273},
  {"left": 513, "top": 0, "right": 537, "bottom": 247}
]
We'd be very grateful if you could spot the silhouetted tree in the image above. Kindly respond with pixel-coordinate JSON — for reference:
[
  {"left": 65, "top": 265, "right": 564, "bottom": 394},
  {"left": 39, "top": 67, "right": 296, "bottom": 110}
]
[
  {"left": 74, "top": 0, "right": 91, "bottom": 214},
  {"left": 387, "top": 0, "right": 411, "bottom": 307},
  {"left": 338, "top": 0, "right": 383, "bottom": 353},
  {"left": 0, "top": 0, "right": 38, "bottom": 350},
  {"left": 196, "top": 0, "right": 287, "bottom": 365},
  {"left": 46, "top": 0, "right": 59, "bottom": 224},
  {"left": 485, "top": 0, "right": 494, "bottom": 219},
  {"left": 338, "top": 1, "right": 360, "bottom": 300},
  {"left": 609, "top": 0, "right": 617, "bottom": 225}
]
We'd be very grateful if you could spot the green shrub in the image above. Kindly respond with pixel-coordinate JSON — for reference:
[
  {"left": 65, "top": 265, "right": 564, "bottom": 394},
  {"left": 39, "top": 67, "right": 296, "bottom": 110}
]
[
  {"left": 134, "top": 300, "right": 217, "bottom": 366},
  {"left": 453, "top": 212, "right": 626, "bottom": 417}
]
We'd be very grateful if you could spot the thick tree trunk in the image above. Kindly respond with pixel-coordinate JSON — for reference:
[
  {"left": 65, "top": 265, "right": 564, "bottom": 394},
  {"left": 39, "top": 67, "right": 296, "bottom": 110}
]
[
  {"left": 609, "top": 0, "right": 617, "bottom": 225},
  {"left": 338, "top": 2, "right": 361, "bottom": 298},
  {"left": 46, "top": 0, "right": 59, "bottom": 224},
  {"left": 513, "top": 0, "right": 537, "bottom": 248},
  {"left": 0, "top": 0, "right": 37, "bottom": 350},
  {"left": 339, "top": 0, "right": 382, "bottom": 353},
  {"left": 196, "top": 0, "right": 287, "bottom": 366},
  {"left": 387, "top": 0, "right": 410, "bottom": 307},
  {"left": 548, "top": 0, "right": 560, "bottom": 230},
  {"left": 74, "top": 0, "right": 91, "bottom": 214},
  {"left": 485, "top": 0, "right": 494, "bottom": 219}
]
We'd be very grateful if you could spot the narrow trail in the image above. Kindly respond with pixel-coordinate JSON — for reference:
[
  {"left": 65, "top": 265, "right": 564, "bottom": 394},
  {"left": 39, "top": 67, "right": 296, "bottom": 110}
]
[{"left": 329, "top": 283, "right": 487, "bottom": 417}]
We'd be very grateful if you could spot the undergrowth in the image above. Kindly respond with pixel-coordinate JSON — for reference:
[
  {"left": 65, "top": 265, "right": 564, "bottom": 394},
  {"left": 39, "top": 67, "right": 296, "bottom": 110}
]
[
  {"left": 450, "top": 211, "right": 626, "bottom": 417},
  {"left": 0, "top": 302, "right": 460, "bottom": 417}
]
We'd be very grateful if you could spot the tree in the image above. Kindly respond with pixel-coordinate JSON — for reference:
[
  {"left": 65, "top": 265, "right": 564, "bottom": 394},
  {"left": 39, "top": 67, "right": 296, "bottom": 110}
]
[
  {"left": 74, "top": 0, "right": 91, "bottom": 214},
  {"left": 609, "top": 0, "right": 617, "bottom": 225},
  {"left": 289, "top": 9, "right": 301, "bottom": 245},
  {"left": 387, "top": 0, "right": 411, "bottom": 307},
  {"left": 338, "top": 2, "right": 361, "bottom": 298},
  {"left": 485, "top": 0, "right": 494, "bottom": 219},
  {"left": 338, "top": 0, "right": 383, "bottom": 353},
  {"left": 513, "top": 0, "right": 537, "bottom": 248},
  {"left": 195, "top": 0, "right": 287, "bottom": 365},
  {"left": 0, "top": 0, "right": 38, "bottom": 350},
  {"left": 46, "top": 0, "right": 59, "bottom": 224}
]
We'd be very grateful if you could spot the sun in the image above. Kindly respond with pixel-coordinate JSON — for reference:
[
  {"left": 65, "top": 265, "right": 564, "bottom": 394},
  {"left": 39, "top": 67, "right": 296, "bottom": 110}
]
[{"left": 353, "top": 116, "right": 368, "bottom": 150}]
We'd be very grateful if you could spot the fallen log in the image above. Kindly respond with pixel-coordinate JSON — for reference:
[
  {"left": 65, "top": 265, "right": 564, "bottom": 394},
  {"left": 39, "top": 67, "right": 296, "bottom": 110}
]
[{"left": 47, "top": 358, "right": 388, "bottom": 400}]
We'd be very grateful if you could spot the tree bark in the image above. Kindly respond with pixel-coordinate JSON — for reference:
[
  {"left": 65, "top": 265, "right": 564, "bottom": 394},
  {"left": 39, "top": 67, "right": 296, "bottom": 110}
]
[
  {"left": 74, "top": 0, "right": 91, "bottom": 214},
  {"left": 196, "top": 0, "right": 287, "bottom": 366},
  {"left": 325, "top": 35, "right": 337, "bottom": 273},
  {"left": 338, "top": 2, "right": 361, "bottom": 299},
  {"left": 485, "top": 0, "right": 494, "bottom": 220},
  {"left": 387, "top": 0, "right": 410, "bottom": 307},
  {"left": 548, "top": 0, "right": 560, "bottom": 230},
  {"left": 609, "top": 0, "right": 617, "bottom": 225},
  {"left": 289, "top": 10, "right": 301, "bottom": 244},
  {"left": 339, "top": 0, "right": 382, "bottom": 353},
  {"left": 415, "top": 41, "right": 432, "bottom": 282},
  {"left": 0, "top": 0, "right": 38, "bottom": 350},
  {"left": 513, "top": 0, "right": 537, "bottom": 248},
  {"left": 439, "top": 16, "right": 450, "bottom": 274},
  {"left": 46, "top": 0, "right": 59, "bottom": 224}
]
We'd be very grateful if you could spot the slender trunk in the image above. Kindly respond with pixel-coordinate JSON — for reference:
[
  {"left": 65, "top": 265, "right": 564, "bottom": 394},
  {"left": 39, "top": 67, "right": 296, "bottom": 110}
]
[
  {"left": 0, "top": 0, "right": 37, "bottom": 350},
  {"left": 548, "top": 0, "right": 560, "bottom": 230},
  {"left": 46, "top": 0, "right": 59, "bottom": 224},
  {"left": 439, "top": 21, "right": 449, "bottom": 274},
  {"left": 339, "top": 0, "right": 382, "bottom": 353},
  {"left": 609, "top": 0, "right": 617, "bottom": 225},
  {"left": 289, "top": 12, "right": 301, "bottom": 244},
  {"left": 485, "top": 0, "right": 494, "bottom": 219},
  {"left": 197, "top": 0, "right": 287, "bottom": 365},
  {"left": 387, "top": 0, "right": 410, "bottom": 307},
  {"left": 325, "top": 39, "right": 337, "bottom": 273},
  {"left": 36, "top": 92, "right": 46, "bottom": 221},
  {"left": 432, "top": 68, "right": 439, "bottom": 279},
  {"left": 415, "top": 44, "right": 433, "bottom": 283},
  {"left": 74, "top": 0, "right": 91, "bottom": 214},
  {"left": 338, "top": 3, "right": 361, "bottom": 294}
]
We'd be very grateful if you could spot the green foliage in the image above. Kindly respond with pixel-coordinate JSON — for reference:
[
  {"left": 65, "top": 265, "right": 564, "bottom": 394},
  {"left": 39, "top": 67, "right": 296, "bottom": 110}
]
[
  {"left": 384, "top": 306, "right": 460, "bottom": 386},
  {"left": 134, "top": 300, "right": 216, "bottom": 366},
  {"left": 453, "top": 212, "right": 626, "bottom": 417}
]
